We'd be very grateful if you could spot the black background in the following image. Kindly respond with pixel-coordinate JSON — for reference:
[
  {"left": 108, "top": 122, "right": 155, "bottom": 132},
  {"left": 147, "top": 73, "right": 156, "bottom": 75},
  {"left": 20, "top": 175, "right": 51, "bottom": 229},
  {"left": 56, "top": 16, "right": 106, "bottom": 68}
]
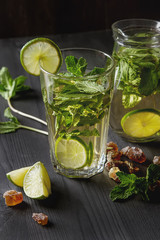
[{"left": 2, "top": 0, "right": 160, "bottom": 38}]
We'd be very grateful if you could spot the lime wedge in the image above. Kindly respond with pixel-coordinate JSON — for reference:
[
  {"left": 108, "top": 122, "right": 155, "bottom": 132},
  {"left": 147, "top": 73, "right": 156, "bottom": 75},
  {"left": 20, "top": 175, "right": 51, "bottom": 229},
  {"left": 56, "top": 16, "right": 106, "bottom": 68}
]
[
  {"left": 23, "top": 161, "right": 51, "bottom": 199},
  {"left": 121, "top": 108, "right": 160, "bottom": 138},
  {"left": 6, "top": 166, "right": 31, "bottom": 187},
  {"left": 55, "top": 137, "right": 88, "bottom": 169},
  {"left": 20, "top": 38, "right": 62, "bottom": 76}
]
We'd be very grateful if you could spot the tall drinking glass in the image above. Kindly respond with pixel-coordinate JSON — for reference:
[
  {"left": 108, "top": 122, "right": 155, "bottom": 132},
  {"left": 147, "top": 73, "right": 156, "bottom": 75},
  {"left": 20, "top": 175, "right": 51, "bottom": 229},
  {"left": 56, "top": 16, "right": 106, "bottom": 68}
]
[{"left": 40, "top": 48, "right": 114, "bottom": 178}]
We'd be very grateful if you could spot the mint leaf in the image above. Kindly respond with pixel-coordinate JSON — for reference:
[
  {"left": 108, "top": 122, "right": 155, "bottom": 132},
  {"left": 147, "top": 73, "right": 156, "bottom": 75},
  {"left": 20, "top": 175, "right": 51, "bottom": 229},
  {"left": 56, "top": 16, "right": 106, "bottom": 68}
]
[
  {"left": 138, "top": 68, "right": 159, "bottom": 96},
  {"left": 0, "top": 107, "right": 21, "bottom": 133},
  {"left": 4, "top": 107, "right": 20, "bottom": 124},
  {"left": 65, "top": 56, "right": 87, "bottom": 76},
  {"left": 0, "top": 67, "right": 16, "bottom": 99},
  {"left": 146, "top": 164, "right": 160, "bottom": 184},
  {"left": 0, "top": 108, "right": 48, "bottom": 135},
  {"left": 135, "top": 177, "right": 149, "bottom": 201},
  {"left": 81, "top": 128, "right": 100, "bottom": 136},
  {"left": 86, "top": 67, "right": 105, "bottom": 76},
  {"left": 110, "top": 184, "right": 135, "bottom": 201},
  {"left": 0, "top": 67, "right": 12, "bottom": 86},
  {"left": 14, "top": 75, "right": 30, "bottom": 92},
  {"left": 0, "top": 121, "right": 20, "bottom": 134},
  {"left": 0, "top": 67, "right": 30, "bottom": 100},
  {"left": 75, "top": 81, "right": 105, "bottom": 94},
  {"left": 122, "top": 91, "right": 142, "bottom": 108},
  {"left": 54, "top": 93, "right": 96, "bottom": 101},
  {"left": 77, "top": 57, "right": 87, "bottom": 75},
  {"left": 110, "top": 172, "right": 142, "bottom": 201},
  {"left": 116, "top": 171, "right": 137, "bottom": 185},
  {"left": 59, "top": 128, "right": 100, "bottom": 138},
  {"left": 115, "top": 47, "right": 160, "bottom": 108},
  {"left": 60, "top": 84, "right": 79, "bottom": 95}
]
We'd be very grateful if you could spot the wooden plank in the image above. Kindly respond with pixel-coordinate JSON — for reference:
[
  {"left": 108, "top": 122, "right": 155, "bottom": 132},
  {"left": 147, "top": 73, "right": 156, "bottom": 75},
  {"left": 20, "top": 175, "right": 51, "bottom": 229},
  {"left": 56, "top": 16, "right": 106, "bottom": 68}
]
[{"left": 0, "top": 30, "right": 160, "bottom": 240}]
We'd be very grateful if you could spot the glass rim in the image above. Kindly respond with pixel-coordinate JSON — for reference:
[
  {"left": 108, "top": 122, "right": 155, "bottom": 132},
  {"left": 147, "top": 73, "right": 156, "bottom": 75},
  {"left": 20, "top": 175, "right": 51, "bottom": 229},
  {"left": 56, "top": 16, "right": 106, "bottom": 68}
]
[
  {"left": 40, "top": 47, "right": 114, "bottom": 79},
  {"left": 112, "top": 18, "right": 160, "bottom": 47},
  {"left": 112, "top": 18, "right": 160, "bottom": 33}
]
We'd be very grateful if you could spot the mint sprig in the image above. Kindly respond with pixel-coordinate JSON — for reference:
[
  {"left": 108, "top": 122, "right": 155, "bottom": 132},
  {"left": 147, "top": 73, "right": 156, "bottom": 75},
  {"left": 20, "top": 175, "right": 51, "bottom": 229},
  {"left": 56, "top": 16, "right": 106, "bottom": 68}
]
[
  {"left": 0, "top": 67, "right": 47, "bottom": 126},
  {"left": 65, "top": 55, "right": 105, "bottom": 77},
  {"left": 65, "top": 56, "right": 87, "bottom": 76},
  {"left": 48, "top": 55, "right": 110, "bottom": 138},
  {"left": 110, "top": 164, "right": 160, "bottom": 202},
  {"left": 0, "top": 108, "right": 48, "bottom": 135}
]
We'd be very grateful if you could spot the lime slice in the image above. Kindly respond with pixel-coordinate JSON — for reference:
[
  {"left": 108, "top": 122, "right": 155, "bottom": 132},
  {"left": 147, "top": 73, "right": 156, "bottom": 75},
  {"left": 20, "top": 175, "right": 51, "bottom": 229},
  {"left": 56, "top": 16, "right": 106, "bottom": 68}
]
[
  {"left": 6, "top": 166, "right": 31, "bottom": 187},
  {"left": 121, "top": 108, "right": 160, "bottom": 138},
  {"left": 20, "top": 38, "right": 62, "bottom": 76},
  {"left": 55, "top": 137, "right": 88, "bottom": 169},
  {"left": 23, "top": 161, "right": 51, "bottom": 199}
]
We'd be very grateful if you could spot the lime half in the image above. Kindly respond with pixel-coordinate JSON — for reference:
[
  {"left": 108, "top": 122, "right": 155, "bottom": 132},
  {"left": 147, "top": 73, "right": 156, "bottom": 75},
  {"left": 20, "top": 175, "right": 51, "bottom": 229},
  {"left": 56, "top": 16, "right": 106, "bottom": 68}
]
[
  {"left": 20, "top": 38, "right": 62, "bottom": 76},
  {"left": 6, "top": 166, "right": 31, "bottom": 187},
  {"left": 121, "top": 108, "right": 160, "bottom": 138},
  {"left": 23, "top": 161, "right": 51, "bottom": 199},
  {"left": 55, "top": 137, "right": 88, "bottom": 169}
]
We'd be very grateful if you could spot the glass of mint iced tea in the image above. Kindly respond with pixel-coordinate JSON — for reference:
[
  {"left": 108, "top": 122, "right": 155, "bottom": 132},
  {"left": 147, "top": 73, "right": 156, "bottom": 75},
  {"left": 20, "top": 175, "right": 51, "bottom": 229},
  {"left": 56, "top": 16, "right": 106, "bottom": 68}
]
[
  {"left": 40, "top": 48, "right": 114, "bottom": 178},
  {"left": 110, "top": 19, "right": 160, "bottom": 142}
]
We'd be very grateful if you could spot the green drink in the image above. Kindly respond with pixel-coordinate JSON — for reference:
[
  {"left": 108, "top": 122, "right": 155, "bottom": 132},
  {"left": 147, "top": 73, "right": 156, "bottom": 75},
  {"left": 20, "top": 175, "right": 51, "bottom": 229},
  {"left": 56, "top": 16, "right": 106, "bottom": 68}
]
[
  {"left": 40, "top": 48, "right": 114, "bottom": 178},
  {"left": 110, "top": 19, "right": 160, "bottom": 142}
]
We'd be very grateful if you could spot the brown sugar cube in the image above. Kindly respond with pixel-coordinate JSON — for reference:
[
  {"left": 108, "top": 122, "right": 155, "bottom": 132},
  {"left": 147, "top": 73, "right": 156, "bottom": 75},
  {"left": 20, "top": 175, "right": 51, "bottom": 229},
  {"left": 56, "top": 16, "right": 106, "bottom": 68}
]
[
  {"left": 120, "top": 146, "right": 146, "bottom": 163},
  {"left": 32, "top": 213, "right": 48, "bottom": 226},
  {"left": 153, "top": 156, "right": 160, "bottom": 165},
  {"left": 3, "top": 190, "right": 23, "bottom": 206}
]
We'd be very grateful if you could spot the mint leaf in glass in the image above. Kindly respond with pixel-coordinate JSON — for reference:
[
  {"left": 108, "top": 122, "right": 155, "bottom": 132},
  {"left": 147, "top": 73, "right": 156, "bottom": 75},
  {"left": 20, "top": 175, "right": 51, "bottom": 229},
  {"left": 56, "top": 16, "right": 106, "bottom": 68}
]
[
  {"left": 114, "top": 47, "right": 160, "bottom": 108},
  {"left": 65, "top": 56, "right": 87, "bottom": 76},
  {"left": 86, "top": 67, "right": 105, "bottom": 76}
]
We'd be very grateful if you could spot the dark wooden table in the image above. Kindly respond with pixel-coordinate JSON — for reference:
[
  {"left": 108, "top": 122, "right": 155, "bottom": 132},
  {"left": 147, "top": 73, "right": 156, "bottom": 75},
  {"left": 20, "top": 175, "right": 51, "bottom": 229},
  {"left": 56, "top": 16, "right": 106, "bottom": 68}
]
[{"left": 0, "top": 30, "right": 160, "bottom": 240}]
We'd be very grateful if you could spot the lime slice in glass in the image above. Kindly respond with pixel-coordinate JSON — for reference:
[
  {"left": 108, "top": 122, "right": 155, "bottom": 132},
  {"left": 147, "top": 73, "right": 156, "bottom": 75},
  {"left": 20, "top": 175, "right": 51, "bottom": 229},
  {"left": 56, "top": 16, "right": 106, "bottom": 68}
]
[
  {"left": 6, "top": 166, "right": 31, "bottom": 187},
  {"left": 121, "top": 108, "right": 160, "bottom": 138},
  {"left": 20, "top": 38, "right": 62, "bottom": 76},
  {"left": 55, "top": 137, "right": 88, "bottom": 169},
  {"left": 23, "top": 161, "right": 51, "bottom": 199},
  {"left": 88, "top": 141, "right": 93, "bottom": 166}
]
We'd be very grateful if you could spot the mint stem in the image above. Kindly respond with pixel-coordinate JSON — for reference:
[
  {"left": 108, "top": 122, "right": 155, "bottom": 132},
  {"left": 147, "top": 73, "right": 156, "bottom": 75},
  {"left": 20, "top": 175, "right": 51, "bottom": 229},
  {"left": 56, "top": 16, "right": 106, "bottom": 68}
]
[
  {"left": 7, "top": 98, "right": 47, "bottom": 126},
  {"left": 20, "top": 125, "right": 48, "bottom": 135}
]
